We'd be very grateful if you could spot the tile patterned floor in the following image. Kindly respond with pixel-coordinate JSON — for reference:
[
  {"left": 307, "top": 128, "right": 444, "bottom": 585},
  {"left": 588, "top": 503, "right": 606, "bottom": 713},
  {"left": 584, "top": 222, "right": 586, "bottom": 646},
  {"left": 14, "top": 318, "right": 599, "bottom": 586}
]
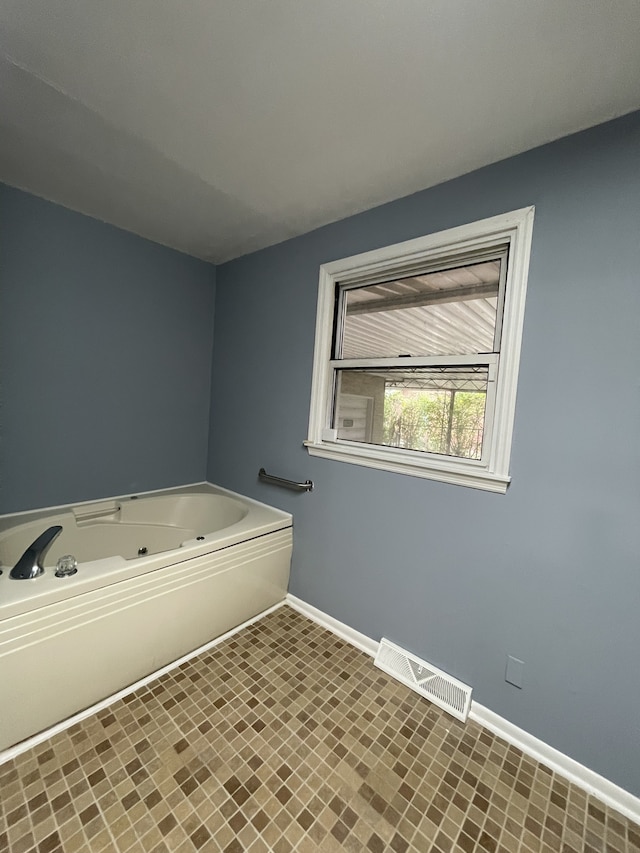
[{"left": 0, "top": 606, "right": 638, "bottom": 853}]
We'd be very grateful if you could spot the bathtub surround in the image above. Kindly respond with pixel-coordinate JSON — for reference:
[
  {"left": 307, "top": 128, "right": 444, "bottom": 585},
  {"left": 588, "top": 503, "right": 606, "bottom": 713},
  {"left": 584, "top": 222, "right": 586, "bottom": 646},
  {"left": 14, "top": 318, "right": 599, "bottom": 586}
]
[
  {"left": 0, "top": 483, "right": 292, "bottom": 751},
  {"left": 207, "top": 111, "right": 640, "bottom": 797},
  {"left": 0, "top": 183, "right": 216, "bottom": 514}
]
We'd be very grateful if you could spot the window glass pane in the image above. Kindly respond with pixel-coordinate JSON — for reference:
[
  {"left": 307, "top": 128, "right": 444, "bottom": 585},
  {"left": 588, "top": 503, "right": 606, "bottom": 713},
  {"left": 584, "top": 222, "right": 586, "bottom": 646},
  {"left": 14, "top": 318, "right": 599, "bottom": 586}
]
[
  {"left": 339, "top": 260, "right": 500, "bottom": 358},
  {"left": 333, "top": 366, "right": 488, "bottom": 460}
]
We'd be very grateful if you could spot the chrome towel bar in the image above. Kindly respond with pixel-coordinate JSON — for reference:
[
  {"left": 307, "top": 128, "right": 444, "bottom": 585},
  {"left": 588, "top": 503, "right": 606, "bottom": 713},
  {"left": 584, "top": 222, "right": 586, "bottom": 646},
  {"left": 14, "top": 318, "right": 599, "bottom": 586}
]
[{"left": 258, "top": 468, "right": 313, "bottom": 493}]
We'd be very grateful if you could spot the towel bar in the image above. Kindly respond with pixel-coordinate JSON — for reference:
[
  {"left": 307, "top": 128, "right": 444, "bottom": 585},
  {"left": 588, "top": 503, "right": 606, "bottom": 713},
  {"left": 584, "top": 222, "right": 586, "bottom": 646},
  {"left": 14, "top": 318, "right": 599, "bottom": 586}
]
[{"left": 258, "top": 468, "right": 313, "bottom": 492}]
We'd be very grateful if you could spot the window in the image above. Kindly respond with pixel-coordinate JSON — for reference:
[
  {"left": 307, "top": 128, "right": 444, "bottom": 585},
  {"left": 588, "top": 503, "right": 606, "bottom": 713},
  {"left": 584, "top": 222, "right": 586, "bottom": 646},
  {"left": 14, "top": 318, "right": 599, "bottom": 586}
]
[{"left": 305, "top": 208, "right": 535, "bottom": 492}]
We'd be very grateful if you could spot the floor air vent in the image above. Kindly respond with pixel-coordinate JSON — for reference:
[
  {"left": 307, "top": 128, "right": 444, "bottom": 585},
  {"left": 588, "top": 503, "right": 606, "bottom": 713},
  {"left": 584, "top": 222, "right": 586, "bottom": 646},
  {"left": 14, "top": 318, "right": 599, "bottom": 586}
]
[{"left": 374, "top": 638, "right": 472, "bottom": 722}]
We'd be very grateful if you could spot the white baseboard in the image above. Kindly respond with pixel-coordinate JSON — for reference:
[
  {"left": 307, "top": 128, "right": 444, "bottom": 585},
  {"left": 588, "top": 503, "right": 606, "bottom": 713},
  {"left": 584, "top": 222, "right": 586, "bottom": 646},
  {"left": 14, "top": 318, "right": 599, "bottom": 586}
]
[
  {"left": 285, "top": 593, "right": 640, "bottom": 826},
  {"left": 286, "top": 594, "right": 378, "bottom": 656},
  {"left": 468, "top": 704, "right": 640, "bottom": 826}
]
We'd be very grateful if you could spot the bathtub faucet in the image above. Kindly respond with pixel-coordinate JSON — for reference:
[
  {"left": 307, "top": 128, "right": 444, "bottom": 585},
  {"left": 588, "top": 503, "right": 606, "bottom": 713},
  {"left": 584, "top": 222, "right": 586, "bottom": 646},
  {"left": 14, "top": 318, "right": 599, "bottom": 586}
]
[{"left": 10, "top": 526, "right": 63, "bottom": 580}]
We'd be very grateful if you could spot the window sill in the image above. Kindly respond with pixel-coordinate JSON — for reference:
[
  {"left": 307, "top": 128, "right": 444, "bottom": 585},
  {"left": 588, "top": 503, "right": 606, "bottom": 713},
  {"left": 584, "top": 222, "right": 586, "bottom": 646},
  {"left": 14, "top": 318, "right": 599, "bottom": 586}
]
[{"left": 304, "top": 441, "right": 510, "bottom": 494}]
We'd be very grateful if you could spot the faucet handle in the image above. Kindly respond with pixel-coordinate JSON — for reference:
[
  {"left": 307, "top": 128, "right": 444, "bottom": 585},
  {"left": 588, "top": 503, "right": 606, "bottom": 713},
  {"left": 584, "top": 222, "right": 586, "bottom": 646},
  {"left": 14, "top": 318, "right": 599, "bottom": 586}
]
[{"left": 55, "top": 555, "right": 78, "bottom": 577}]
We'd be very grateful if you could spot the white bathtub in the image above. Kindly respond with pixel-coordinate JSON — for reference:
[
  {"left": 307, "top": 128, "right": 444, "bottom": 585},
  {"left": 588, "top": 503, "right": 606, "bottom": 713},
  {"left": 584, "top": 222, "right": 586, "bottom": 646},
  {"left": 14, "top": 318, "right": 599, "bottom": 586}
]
[{"left": 0, "top": 483, "right": 292, "bottom": 751}]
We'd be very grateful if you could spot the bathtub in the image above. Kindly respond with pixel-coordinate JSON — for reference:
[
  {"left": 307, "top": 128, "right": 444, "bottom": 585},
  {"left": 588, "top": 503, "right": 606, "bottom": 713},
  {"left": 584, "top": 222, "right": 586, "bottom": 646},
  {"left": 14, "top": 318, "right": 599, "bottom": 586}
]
[{"left": 0, "top": 483, "right": 292, "bottom": 751}]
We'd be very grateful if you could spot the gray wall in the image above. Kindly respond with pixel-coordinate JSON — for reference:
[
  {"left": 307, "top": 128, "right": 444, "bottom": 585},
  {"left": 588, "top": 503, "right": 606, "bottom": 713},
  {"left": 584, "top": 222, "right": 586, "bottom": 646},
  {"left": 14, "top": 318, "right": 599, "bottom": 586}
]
[
  {"left": 208, "top": 112, "right": 640, "bottom": 796},
  {"left": 0, "top": 184, "right": 216, "bottom": 513}
]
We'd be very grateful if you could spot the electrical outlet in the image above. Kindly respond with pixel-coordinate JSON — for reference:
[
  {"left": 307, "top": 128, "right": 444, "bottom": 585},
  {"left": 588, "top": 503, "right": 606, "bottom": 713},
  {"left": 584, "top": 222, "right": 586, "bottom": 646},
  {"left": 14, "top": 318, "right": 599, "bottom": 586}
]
[{"left": 505, "top": 655, "right": 524, "bottom": 689}]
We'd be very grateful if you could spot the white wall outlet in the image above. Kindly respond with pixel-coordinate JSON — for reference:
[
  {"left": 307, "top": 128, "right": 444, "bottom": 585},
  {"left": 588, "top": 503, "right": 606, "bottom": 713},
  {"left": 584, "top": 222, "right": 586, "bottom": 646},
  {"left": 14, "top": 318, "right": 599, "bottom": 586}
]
[{"left": 505, "top": 655, "right": 524, "bottom": 689}]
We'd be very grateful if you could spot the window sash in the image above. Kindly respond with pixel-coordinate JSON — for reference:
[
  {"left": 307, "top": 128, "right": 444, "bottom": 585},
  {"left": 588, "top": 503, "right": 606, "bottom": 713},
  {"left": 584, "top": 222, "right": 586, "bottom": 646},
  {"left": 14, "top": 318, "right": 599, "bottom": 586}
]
[
  {"left": 329, "top": 354, "right": 498, "bottom": 370},
  {"left": 329, "top": 360, "right": 498, "bottom": 466},
  {"left": 332, "top": 248, "right": 509, "bottom": 360}
]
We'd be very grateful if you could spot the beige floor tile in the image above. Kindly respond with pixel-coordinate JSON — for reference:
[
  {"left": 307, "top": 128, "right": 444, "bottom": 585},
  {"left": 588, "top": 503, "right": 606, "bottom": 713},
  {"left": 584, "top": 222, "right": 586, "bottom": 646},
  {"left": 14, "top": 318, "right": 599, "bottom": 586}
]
[{"left": 0, "top": 606, "right": 638, "bottom": 852}]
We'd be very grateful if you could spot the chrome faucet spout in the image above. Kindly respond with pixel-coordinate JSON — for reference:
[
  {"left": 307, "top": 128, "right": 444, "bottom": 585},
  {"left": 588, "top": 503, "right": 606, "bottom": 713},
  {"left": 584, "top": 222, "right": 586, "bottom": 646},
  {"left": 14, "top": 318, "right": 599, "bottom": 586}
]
[{"left": 10, "top": 526, "right": 63, "bottom": 579}]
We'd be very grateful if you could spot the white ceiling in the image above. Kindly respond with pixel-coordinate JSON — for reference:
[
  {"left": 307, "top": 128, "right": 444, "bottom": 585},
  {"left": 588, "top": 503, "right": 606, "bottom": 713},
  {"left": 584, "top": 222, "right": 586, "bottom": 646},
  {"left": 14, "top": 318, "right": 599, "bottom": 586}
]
[{"left": 1, "top": 1, "right": 639, "bottom": 264}]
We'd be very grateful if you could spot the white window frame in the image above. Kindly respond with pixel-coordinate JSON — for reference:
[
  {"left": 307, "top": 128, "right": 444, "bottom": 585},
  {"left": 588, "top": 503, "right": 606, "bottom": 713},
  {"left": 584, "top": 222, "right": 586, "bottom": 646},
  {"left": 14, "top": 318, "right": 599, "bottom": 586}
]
[{"left": 304, "top": 207, "right": 535, "bottom": 493}]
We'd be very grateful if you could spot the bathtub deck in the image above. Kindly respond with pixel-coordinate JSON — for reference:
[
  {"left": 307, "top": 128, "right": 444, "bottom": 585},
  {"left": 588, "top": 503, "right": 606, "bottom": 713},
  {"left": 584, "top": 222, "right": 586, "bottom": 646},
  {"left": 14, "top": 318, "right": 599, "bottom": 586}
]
[{"left": 0, "top": 606, "right": 638, "bottom": 853}]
